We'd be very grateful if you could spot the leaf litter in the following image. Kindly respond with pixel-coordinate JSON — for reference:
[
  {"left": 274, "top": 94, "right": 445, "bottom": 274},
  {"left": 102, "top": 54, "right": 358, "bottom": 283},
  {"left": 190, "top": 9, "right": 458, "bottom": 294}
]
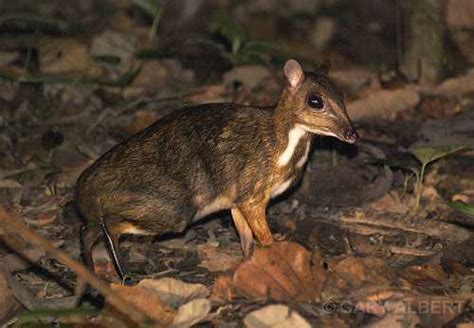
[{"left": 0, "top": 1, "right": 474, "bottom": 327}]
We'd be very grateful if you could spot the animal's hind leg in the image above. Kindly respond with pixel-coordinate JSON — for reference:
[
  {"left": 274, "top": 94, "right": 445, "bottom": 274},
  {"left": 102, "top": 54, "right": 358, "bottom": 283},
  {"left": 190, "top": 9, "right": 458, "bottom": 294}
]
[
  {"left": 81, "top": 225, "right": 101, "bottom": 273},
  {"left": 100, "top": 217, "right": 129, "bottom": 283},
  {"left": 76, "top": 225, "right": 101, "bottom": 301}
]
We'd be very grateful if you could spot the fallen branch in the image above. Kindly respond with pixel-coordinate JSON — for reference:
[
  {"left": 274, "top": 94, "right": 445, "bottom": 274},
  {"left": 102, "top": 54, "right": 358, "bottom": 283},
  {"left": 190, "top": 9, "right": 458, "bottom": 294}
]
[
  {"left": 388, "top": 246, "right": 437, "bottom": 257},
  {"left": 6, "top": 273, "right": 77, "bottom": 310},
  {"left": 337, "top": 211, "right": 471, "bottom": 242},
  {"left": 305, "top": 207, "right": 471, "bottom": 244},
  {"left": 336, "top": 213, "right": 471, "bottom": 241},
  {"left": 0, "top": 207, "right": 156, "bottom": 326}
]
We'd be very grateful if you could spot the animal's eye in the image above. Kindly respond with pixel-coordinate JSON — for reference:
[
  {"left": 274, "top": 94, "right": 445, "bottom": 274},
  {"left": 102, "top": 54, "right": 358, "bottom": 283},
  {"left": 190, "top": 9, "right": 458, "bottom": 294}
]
[{"left": 307, "top": 93, "right": 324, "bottom": 110}]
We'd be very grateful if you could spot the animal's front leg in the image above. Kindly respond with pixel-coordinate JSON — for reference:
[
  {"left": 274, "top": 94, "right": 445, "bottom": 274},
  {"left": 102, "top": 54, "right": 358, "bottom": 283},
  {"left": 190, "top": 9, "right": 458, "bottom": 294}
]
[{"left": 237, "top": 198, "right": 273, "bottom": 247}]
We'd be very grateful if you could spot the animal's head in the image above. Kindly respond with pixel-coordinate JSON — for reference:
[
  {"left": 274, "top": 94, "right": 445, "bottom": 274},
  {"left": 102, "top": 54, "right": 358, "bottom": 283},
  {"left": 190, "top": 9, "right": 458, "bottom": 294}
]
[{"left": 279, "top": 59, "right": 358, "bottom": 144}]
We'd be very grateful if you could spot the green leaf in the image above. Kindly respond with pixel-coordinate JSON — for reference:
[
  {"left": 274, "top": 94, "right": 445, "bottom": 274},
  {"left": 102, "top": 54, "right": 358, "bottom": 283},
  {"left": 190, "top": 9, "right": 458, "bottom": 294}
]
[
  {"left": 133, "top": 0, "right": 162, "bottom": 17},
  {"left": 410, "top": 145, "right": 468, "bottom": 165},
  {"left": 15, "top": 307, "right": 97, "bottom": 326},
  {"left": 92, "top": 55, "right": 121, "bottom": 64},
  {"left": 214, "top": 12, "right": 246, "bottom": 53},
  {"left": 448, "top": 201, "right": 474, "bottom": 217},
  {"left": 0, "top": 14, "right": 75, "bottom": 33},
  {"left": 133, "top": 0, "right": 163, "bottom": 43}
]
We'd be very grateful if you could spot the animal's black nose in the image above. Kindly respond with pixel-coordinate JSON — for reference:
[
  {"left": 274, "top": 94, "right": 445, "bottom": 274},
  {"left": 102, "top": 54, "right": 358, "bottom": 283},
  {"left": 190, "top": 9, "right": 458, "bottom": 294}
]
[{"left": 344, "top": 128, "right": 359, "bottom": 143}]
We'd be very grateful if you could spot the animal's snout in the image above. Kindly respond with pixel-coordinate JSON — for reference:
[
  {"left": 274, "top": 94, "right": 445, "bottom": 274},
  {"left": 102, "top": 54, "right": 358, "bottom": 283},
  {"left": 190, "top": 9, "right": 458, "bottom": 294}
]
[{"left": 344, "top": 128, "right": 359, "bottom": 144}]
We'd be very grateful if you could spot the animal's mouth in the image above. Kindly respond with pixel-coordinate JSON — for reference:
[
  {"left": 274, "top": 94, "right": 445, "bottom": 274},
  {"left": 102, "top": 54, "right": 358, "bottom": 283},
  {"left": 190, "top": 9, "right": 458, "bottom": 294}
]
[
  {"left": 298, "top": 124, "right": 359, "bottom": 144},
  {"left": 342, "top": 129, "right": 359, "bottom": 144}
]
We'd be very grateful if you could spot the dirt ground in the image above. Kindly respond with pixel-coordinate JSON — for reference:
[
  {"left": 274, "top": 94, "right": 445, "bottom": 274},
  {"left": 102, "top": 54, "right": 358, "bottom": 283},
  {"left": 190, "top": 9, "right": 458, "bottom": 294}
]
[{"left": 0, "top": 1, "right": 474, "bottom": 327}]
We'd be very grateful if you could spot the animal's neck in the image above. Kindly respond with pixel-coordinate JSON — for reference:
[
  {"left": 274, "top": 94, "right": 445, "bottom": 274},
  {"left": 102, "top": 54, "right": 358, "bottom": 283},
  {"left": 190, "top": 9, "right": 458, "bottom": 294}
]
[
  {"left": 274, "top": 91, "right": 296, "bottom": 143},
  {"left": 273, "top": 93, "right": 311, "bottom": 167}
]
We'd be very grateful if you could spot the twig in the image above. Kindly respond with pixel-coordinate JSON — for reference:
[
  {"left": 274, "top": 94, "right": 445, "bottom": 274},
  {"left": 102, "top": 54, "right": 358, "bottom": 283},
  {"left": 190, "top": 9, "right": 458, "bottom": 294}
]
[
  {"left": 6, "top": 272, "right": 77, "bottom": 310},
  {"left": 86, "top": 107, "right": 113, "bottom": 134},
  {"left": 336, "top": 212, "right": 471, "bottom": 242},
  {"left": 0, "top": 207, "right": 155, "bottom": 326},
  {"left": 389, "top": 246, "right": 437, "bottom": 257}
]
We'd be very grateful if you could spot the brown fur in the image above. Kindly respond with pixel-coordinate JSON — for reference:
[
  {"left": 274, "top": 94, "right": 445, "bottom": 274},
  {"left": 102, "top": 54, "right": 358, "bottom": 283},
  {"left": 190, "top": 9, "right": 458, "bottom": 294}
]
[{"left": 75, "top": 59, "right": 357, "bottom": 276}]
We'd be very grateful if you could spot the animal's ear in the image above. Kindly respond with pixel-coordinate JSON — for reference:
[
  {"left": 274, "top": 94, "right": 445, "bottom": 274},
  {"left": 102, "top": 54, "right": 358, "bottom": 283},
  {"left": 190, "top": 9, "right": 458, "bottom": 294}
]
[
  {"left": 284, "top": 59, "right": 304, "bottom": 93},
  {"left": 316, "top": 59, "right": 331, "bottom": 75}
]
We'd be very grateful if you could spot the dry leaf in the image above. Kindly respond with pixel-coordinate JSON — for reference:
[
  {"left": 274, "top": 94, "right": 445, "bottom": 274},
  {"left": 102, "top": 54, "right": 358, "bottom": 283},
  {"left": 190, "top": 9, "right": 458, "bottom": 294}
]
[
  {"left": 233, "top": 241, "right": 325, "bottom": 301},
  {"left": 446, "top": 0, "right": 474, "bottom": 29},
  {"left": 347, "top": 85, "right": 420, "bottom": 121},
  {"left": 0, "top": 271, "right": 21, "bottom": 322},
  {"left": 0, "top": 249, "right": 45, "bottom": 273},
  {"left": 100, "top": 283, "right": 175, "bottom": 328},
  {"left": 185, "top": 85, "right": 227, "bottom": 104},
  {"left": 401, "top": 263, "right": 448, "bottom": 290},
  {"left": 0, "top": 179, "right": 22, "bottom": 189},
  {"left": 197, "top": 244, "right": 241, "bottom": 272},
  {"left": 408, "top": 296, "right": 469, "bottom": 328},
  {"left": 139, "top": 277, "right": 209, "bottom": 308},
  {"left": 433, "top": 71, "right": 474, "bottom": 96},
  {"left": 171, "top": 298, "right": 211, "bottom": 328},
  {"left": 125, "top": 110, "right": 160, "bottom": 134},
  {"left": 223, "top": 65, "right": 271, "bottom": 90},
  {"left": 322, "top": 256, "right": 396, "bottom": 300},
  {"left": 126, "top": 61, "right": 168, "bottom": 97},
  {"left": 330, "top": 67, "right": 380, "bottom": 97},
  {"left": 39, "top": 38, "right": 102, "bottom": 78},
  {"left": 370, "top": 193, "right": 409, "bottom": 214},
  {"left": 210, "top": 275, "right": 234, "bottom": 302},
  {"left": 91, "top": 29, "right": 136, "bottom": 66},
  {"left": 366, "top": 300, "right": 421, "bottom": 328},
  {"left": 244, "top": 304, "right": 311, "bottom": 328}
]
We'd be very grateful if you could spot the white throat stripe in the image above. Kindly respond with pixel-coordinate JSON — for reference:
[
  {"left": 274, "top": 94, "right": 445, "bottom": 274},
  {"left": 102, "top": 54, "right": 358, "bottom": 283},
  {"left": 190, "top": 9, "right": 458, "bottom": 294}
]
[{"left": 277, "top": 125, "right": 307, "bottom": 167}]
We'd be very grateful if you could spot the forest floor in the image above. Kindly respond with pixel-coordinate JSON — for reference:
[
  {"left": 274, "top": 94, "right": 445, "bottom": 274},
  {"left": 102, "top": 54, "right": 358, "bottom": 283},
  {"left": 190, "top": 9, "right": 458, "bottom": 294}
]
[{"left": 1, "top": 1, "right": 474, "bottom": 327}]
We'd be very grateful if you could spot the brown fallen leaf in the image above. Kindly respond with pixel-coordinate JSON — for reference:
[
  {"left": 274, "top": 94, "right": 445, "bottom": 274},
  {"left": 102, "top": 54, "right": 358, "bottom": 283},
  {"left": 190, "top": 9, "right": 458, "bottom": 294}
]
[
  {"left": 99, "top": 283, "right": 176, "bottom": 328},
  {"left": 446, "top": 0, "right": 474, "bottom": 29},
  {"left": 330, "top": 67, "right": 381, "bottom": 98},
  {"left": 369, "top": 192, "right": 409, "bottom": 215},
  {"left": 433, "top": 70, "right": 474, "bottom": 96},
  {"left": 172, "top": 298, "right": 211, "bottom": 328},
  {"left": 223, "top": 65, "right": 271, "bottom": 91},
  {"left": 125, "top": 110, "right": 160, "bottom": 134},
  {"left": 210, "top": 275, "right": 234, "bottom": 302},
  {"left": 232, "top": 241, "right": 325, "bottom": 301},
  {"left": 91, "top": 29, "right": 136, "bottom": 67},
  {"left": 126, "top": 60, "right": 168, "bottom": 97},
  {"left": 38, "top": 38, "right": 102, "bottom": 79},
  {"left": 0, "top": 271, "right": 21, "bottom": 322},
  {"left": 244, "top": 304, "right": 311, "bottom": 328},
  {"left": 138, "top": 277, "right": 209, "bottom": 308},
  {"left": 347, "top": 85, "right": 420, "bottom": 122},
  {"left": 0, "top": 249, "right": 45, "bottom": 273},
  {"left": 185, "top": 85, "right": 227, "bottom": 104},
  {"left": 197, "top": 244, "right": 241, "bottom": 272},
  {"left": 365, "top": 300, "right": 421, "bottom": 328},
  {"left": 400, "top": 263, "right": 449, "bottom": 291},
  {"left": 408, "top": 295, "right": 469, "bottom": 328},
  {"left": 322, "top": 256, "right": 398, "bottom": 300}
]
